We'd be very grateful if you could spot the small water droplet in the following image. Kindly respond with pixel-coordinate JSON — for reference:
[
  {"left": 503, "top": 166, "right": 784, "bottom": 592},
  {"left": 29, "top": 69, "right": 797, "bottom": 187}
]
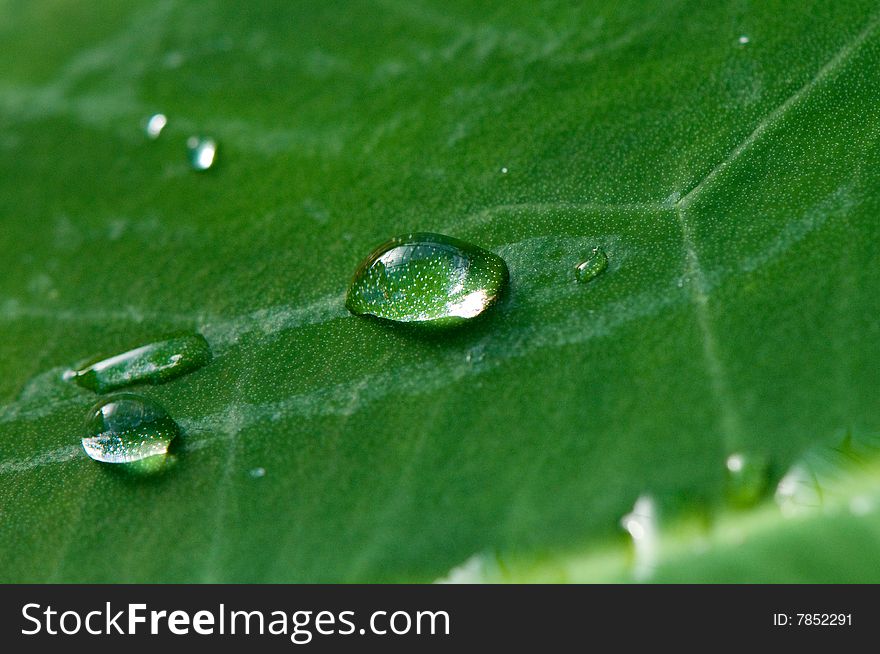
[
  {"left": 738, "top": 35, "right": 750, "bottom": 45},
  {"left": 676, "top": 278, "right": 684, "bottom": 288},
  {"left": 145, "top": 113, "right": 167, "bottom": 139},
  {"left": 69, "top": 333, "right": 212, "bottom": 393},
  {"left": 250, "top": 467, "right": 266, "bottom": 478},
  {"left": 500, "top": 167, "right": 508, "bottom": 174},
  {"left": 620, "top": 495, "right": 658, "bottom": 581},
  {"left": 725, "top": 452, "right": 770, "bottom": 507},
  {"left": 187, "top": 136, "right": 217, "bottom": 171},
  {"left": 775, "top": 464, "right": 822, "bottom": 516},
  {"left": 575, "top": 247, "right": 608, "bottom": 283},
  {"left": 345, "top": 233, "right": 509, "bottom": 324},
  {"left": 81, "top": 394, "right": 179, "bottom": 469}
]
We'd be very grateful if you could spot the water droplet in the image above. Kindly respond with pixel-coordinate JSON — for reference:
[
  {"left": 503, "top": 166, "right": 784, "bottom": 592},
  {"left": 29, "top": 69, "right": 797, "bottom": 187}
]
[
  {"left": 187, "top": 136, "right": 217, "bottom": 171},
  {"left": 775, "top": 464, "right": 822, "bottom": 516},
  {"left": 738, "top": 35, "right": 750, "bottom": 45},
  {"left": 620, "top": 495, "right": 658, "bottom": 581},
  {"left": 250, "top": 467, "right": 266, "bottom": 478},
  {"left": 145, "top": 113, "right": 167, "bottom": 139},
  {"left": 500, "top": 167, "right": 508, "bottom": 174},
  {"left": 345, "top": 233, "right": 509, "bottom": 325},
  {"left": 575, "top": 247, "right": 608, "bottom": 283},
  {"left": 69, "top": 334, "right": 212, "bottom": 393},
  {"left": 81, "top": 394, "right": 179, "bottom": 469},
  {"left": 725, "top": 452, "right": 770, "bottom": 507}
]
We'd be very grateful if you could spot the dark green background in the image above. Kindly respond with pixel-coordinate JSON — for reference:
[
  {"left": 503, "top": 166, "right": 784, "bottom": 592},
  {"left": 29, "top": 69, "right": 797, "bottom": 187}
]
[{"left": 1, "top": 0, "right": 878, "bottom": 582}]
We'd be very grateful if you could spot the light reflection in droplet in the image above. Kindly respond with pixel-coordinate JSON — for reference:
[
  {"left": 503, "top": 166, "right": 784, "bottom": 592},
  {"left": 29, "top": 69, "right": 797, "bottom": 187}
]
[{"left": 146, "top": 113, "right": 167, "bottom": 139}]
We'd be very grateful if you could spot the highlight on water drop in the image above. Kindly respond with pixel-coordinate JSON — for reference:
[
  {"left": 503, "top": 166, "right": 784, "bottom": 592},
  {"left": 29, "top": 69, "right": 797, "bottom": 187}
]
[
  {"left": 145, "top": 113, "right": 167, "bottom": 139},
  {"left": 187, "top": 136, "right": 217, "bottom": 171},
  {"left": 575, "top": 247, "right": 608, "bottom": 283},
  {"left": 81, "top": 394, "right": 180, "bottom": 472},
  {"left": 345, "top": 232, "right": 509, "bottom": 325},
  {"left": 69, "top": 333, "right": 212, "bottom": 393}
]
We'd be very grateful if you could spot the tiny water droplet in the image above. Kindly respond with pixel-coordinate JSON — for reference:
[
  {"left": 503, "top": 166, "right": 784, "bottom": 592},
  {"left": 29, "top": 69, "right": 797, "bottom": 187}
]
[
  {"left": 145, "top": 113, "right": 167, "bottom": 139},
  {"left": 81, "top": 394, "right": 179, "bottom": 468},
  {"left": 187, "top": 136, "right": 217, "bottom": 171},
  {"left": 738, "top": 35, "right": 750, "bottom": 45},
  {"left": 69, "top": 333, "right": 212, "bottom": 393},
  {"left": 500, "top": 166, "right": 508, "bottom": 174},
  {"left": 250, "top": 467, "right": 266, "bottom": 478},
  {"left": 575, "top": 247, "right": 608, "bottom": 283},
  {"left": 775, "top": 464, "right": 822, "bottom": 516},
  {"left": 621, "top": 495, "right": 658, "bottom": 581},
  {"left": 345, "top": 233, "right": 509, "bottom": 324},
  {"left": 725, "top": 452, "right": 770, "bottom": 507}
]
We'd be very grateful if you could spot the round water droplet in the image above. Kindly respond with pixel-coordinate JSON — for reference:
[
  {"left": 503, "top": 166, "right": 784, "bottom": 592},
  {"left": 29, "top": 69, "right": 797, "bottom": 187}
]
[
  {"left": 738, "top": 35, "right": 750, "bottom": 45},
  {"left": 500, "top": 167, "right": 508, "bottom": 174},
  {"left": 250, "top": 467, "right": 266, "bottom": 478},
  {"left": 70, "top": 333, "right": 212, "bottom": 393},
  {"left": 575, "top": 248, "right": 608, "bottom": 283},
  {"left": 81, "top": 394, "right": 179, "bottom": 468},
  {"left": 725, "top": 452, "right": 770, "bottom": 507},
  {"left": 345, "top": 233, "right": 509, "bottom": 325},
  {"left": 145, "top": 113, "right": 167, "bottom": 139},
  {"left": 187, "top": 136, "right": 217, "bottom": 171}
]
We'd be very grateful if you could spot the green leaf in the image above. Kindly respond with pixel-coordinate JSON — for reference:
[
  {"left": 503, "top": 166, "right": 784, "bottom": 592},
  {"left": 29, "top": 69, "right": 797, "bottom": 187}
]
[{"left": 1, "top": 0, "right": 879, "bottom": 582}]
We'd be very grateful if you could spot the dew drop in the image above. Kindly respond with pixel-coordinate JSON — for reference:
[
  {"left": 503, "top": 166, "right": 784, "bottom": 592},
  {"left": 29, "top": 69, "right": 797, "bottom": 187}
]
[
  {"left": 250, "top": 467, "right": 266, "bottom": 478},
  {"left": 345, "top": 233, "right": 509, "bottom": 325},
  {"left": 187, "top": 136, "right": 217, "bottom": 171},
  {"left": 738, "top": 35, "right": 750, "bottom": 45},
  {"left": 575, "top": 247, "right": 608, "bottom": 283},
  {"left": 620, "top": 495, "right": 658, "bottom": 581},
  {"left": 145, "top": 113, "right": 167, "bottom": 139},
  {"left": 81, "top": 394, "right": 179, "bottom": 469},
  {"left": 775, "top": 464, "right": 822, "bottom": 517},
  {"left": 69, "top": 333, "right": 212, "bottom": 393},
  {"left": 725, "top": 452, "right": 770, "bottom": 507},
  {"left": 500, "top": 167, "right": 508, "bottom": 174}
]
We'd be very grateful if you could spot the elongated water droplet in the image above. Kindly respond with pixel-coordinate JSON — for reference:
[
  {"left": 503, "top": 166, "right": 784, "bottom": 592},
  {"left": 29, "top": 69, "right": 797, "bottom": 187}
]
[
  {"left": 738, "top": 35, "right": 750, "bottom": 45},
  {"left": 187, "top": 136, "right": 217, "bottom": 171},
  {"left": 250, "top": 467, "right": 266, "bottom": 478},
  {"left": 145, "top": 113, "right": 167, "bottom": 139},
  {"left": 725, "top": 452, "right": 770, "bottom": 507},
  {"left": 620, "top": 495, "right": 658, "bottom": 581},
  {"left": 70, "top": 333, "right": 212, "bottom": 393},
  {"left": 81, "top": 394, "right": 179, "bottom": 469},
  {"left": 346, "top": 233, "right": 508, "bottom": 324},
  {"left": 575, "top": 247, "right": 608, "bottom": 283}
]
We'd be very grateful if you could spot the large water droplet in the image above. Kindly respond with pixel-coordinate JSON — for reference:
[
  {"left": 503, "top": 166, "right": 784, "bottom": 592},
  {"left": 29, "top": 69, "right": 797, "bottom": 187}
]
[
  {"left": 725, "top": 452, "right": 770, "bottom": 507},
  {"left": 575, "top": 248, "right": 608, "bottom": 283},
  {"left": 81, "top": 394, "right": 179, "bottom": 468},
  {"left": 70, "top": 333, "right": 212, "bottom": 393},
  {"left": 145, "top": 113, "right": 167, "bottom": 139},
  {"left": 187, "top": 136, "right": 217, "bottom": 171},
  {"left": 345, "top": 233, "right": 509, "bottom": 324}
]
